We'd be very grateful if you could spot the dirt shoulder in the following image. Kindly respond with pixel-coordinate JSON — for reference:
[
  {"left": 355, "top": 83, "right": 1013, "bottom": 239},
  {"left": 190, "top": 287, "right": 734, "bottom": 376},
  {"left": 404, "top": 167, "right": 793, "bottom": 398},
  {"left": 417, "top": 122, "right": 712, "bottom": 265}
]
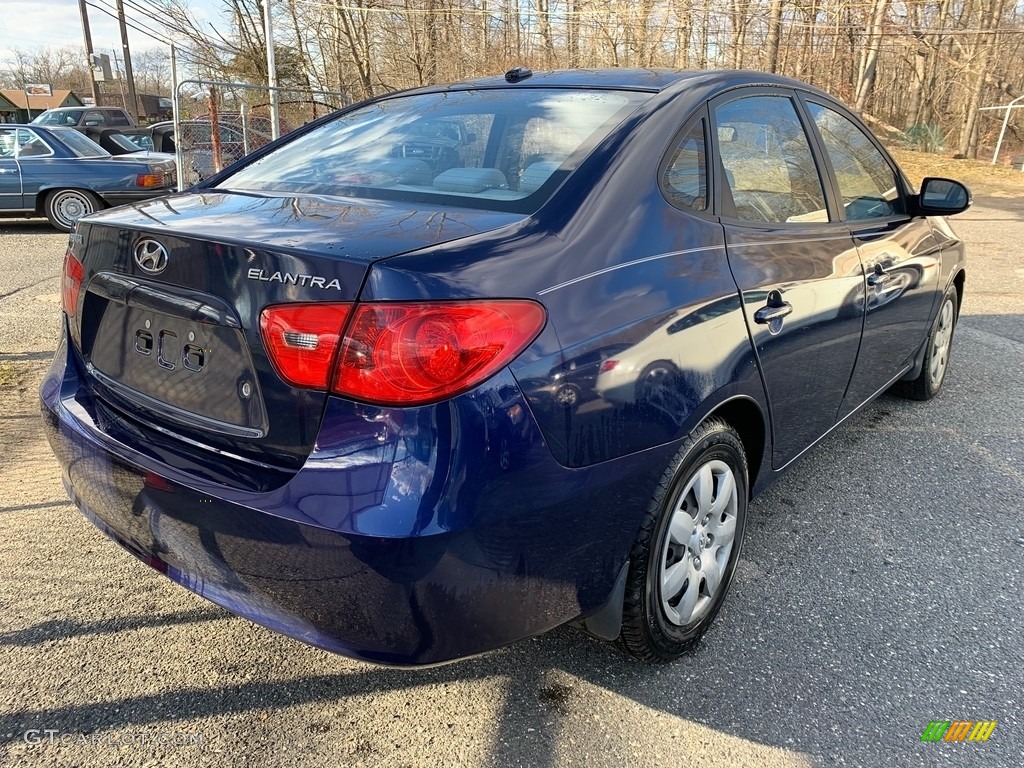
[{"left": 892, "top": 148, "right": 1024, "bottom": 197}]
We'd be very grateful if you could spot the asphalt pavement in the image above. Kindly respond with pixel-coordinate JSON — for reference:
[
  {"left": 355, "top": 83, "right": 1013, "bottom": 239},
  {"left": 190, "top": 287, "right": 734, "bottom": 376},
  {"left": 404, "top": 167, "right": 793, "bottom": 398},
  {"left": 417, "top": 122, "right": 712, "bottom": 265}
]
[{"left": 0, "top": 199, "right": 1021, "bottom": 768}]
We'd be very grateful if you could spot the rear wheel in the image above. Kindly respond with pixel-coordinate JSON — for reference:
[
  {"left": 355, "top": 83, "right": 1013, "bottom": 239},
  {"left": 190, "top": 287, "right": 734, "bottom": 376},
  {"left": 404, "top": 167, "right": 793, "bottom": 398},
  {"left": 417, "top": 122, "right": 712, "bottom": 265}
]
[
  {"left": 620, "top": 418, "right": 748, "bottom": 662},
  {"left": 893, "top": 287, "right": 958, "bottom": 401},
  {"left": 44, "top": 189, "right": 100, "bottom": 232}
]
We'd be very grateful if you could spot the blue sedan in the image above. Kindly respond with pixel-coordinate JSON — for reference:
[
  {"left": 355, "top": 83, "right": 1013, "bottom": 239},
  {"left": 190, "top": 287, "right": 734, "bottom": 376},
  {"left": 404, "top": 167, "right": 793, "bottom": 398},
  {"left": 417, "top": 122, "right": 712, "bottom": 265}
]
[
  {"left": 41, "top": 69, "right": 969, "bottom": 665},
  {"left": 0, "top": 124, "right": 175, "bottom": 232}
]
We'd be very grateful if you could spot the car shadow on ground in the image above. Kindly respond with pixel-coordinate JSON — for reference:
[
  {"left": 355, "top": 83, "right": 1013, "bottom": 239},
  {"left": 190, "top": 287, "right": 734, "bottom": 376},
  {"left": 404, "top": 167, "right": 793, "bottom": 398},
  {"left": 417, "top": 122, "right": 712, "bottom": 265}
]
[{"left": 0, "top": 221, "right": 60, "bottom": 235}]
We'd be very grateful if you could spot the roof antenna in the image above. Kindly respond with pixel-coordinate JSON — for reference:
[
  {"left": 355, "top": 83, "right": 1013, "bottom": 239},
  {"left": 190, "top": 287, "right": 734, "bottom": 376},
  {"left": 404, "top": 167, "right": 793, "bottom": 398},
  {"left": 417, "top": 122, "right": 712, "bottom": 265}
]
[{"left": 505, "top": 67, "right": 533, "bottom": 84}]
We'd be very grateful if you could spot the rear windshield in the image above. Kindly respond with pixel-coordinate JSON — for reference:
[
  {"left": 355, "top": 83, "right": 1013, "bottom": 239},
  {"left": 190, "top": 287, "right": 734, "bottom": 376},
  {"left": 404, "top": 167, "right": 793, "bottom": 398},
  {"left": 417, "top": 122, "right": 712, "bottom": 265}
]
[
  {"left": 216, "top": 88, "right": 650, "bottom": 213},
  {"left": 53, "top": 128, "right": 110, "bottom": 158},
  {"left": 32, "top": 109, "right": 80, "bottom": 126}
]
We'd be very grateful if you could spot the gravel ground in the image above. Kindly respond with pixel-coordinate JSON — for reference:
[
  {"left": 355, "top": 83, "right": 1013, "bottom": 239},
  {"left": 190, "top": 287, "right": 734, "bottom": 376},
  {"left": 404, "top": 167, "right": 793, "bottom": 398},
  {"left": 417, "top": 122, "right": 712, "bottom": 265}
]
[{"left": 0, "top": 201, "right": 1021, "bottom": 768}]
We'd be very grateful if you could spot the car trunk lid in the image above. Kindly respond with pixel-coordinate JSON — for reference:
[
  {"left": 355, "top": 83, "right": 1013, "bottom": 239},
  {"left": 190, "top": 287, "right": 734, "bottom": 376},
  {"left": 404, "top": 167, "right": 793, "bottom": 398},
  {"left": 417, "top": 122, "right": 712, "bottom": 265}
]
[{"left": 68, "top": 191, "right": 524, "bottom": 475}]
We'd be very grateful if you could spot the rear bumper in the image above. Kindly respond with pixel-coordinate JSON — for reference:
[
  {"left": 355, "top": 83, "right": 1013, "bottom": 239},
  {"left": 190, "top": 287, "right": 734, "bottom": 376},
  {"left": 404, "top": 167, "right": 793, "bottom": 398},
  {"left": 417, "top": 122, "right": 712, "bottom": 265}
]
[{"left": 41, "top": 326, "right": 667, "bottom": 665}]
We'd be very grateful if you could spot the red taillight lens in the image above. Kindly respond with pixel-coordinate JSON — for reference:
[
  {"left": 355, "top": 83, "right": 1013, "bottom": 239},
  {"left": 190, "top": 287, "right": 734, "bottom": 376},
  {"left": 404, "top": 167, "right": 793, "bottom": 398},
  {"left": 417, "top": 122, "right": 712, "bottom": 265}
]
[
  {"left": 62, "top": 250, "right": 84, "bottom": 317},
  {"left": 333, "top": 300, "right": 546, "bottom": 406},
  {"left": 600, "top": 359, "right": 619, "bottom": 373},
  {"left": 260, "top": 303, "right": 352, "bottom": 389}
]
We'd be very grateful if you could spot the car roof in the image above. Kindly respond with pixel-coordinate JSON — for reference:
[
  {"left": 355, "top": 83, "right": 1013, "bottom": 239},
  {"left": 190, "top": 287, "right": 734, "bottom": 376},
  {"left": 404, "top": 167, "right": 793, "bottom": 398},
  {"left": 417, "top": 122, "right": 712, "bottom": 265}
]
[
  {"left": 39, "top": 106, "right": 122, "bottom": 112},
  {"left": 442, "top": 68, "right": 834, "bottom": 96},
  {"left": 3, "top": 123, "right": 70, "bottom": 131}
]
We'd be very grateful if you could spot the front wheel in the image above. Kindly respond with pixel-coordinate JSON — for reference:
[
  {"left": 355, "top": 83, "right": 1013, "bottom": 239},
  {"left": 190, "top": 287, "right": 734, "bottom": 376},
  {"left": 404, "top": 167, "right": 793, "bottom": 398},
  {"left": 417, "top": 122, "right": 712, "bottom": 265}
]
[
  {"left": 44, "top": 189, "right": 100, "bottom": 232},
  {"left": 893, "top": 287, "right": 958, "bottom": 401},
  {"left": 619, "top": 417, "right": 748, "bottom": 662}
]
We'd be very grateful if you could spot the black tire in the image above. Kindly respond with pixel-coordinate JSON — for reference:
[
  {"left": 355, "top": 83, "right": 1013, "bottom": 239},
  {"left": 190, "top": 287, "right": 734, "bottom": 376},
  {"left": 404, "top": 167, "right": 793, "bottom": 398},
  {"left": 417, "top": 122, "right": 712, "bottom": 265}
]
[
  {"left": 620, "top": 417, "right": 748, "bottom": 662},
  {"left": 44, "top": 188, "right": 100, "bottom": 232},
  {"left": 892, "top": 287, "right": 959, "bottom": 401}
]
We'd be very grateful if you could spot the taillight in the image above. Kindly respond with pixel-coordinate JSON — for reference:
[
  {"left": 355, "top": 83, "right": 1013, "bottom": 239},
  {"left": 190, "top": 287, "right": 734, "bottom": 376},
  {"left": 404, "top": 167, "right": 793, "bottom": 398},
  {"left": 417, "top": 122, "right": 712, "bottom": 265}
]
[
  {"left": 260, "top": 300, "right": 546, "bottom": 406},
  {"left": 334, "top": 301, "right": 545, "bottom": 406},
  {"left": 600, "top": 359, "right": 619, "bottom": 373},
  {"left": 260, "top": 303, "right": 352, "bottom": 389},
  {"left": 62, "top": 250, "right": 84, "bottom": 317}
]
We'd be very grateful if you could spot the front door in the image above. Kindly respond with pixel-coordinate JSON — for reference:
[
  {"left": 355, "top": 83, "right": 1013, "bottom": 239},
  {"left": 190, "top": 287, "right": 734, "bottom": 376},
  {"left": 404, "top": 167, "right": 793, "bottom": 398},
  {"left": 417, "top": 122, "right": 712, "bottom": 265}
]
[
  {"left": 712, "top": 90, "right": 865, "bottom": 469},
  {"left": 801, "top": 100, "right": 943, "bottom": 415},
  {"left": 0, "top": 127, "right": 24, "bottom": 210}
]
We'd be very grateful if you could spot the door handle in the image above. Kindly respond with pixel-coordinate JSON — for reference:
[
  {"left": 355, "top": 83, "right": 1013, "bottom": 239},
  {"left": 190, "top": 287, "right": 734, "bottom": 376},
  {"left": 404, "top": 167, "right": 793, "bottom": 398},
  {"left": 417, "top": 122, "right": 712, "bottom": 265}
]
[
  {"left": 754, "top": 290, "right": 793, "bottom": 324},
  {"left": 867, "top": 263, "right": 887, "bottom": 286}
]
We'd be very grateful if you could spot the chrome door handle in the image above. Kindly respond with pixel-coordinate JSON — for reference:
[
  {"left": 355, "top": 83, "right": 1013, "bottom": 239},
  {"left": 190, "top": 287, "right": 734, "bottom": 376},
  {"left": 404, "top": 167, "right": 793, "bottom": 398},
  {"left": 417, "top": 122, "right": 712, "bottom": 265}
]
[{"left": 754, "top": 290, "right": 793, "bottom": 324}]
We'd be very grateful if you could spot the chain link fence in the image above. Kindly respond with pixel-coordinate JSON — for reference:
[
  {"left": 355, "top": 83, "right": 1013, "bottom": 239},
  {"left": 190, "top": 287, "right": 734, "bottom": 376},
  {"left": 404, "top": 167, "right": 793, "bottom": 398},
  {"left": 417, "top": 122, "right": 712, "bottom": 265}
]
[{"left": 171, "top": 80, "right": 351, "bottom": 190}]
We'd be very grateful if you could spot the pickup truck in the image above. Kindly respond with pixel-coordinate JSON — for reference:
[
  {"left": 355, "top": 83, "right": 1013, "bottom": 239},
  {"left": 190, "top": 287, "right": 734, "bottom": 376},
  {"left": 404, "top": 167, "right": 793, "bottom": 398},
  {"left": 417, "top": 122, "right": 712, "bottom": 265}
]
[{"left": 31, "top": 106, "right": 136, "bottom": 128}]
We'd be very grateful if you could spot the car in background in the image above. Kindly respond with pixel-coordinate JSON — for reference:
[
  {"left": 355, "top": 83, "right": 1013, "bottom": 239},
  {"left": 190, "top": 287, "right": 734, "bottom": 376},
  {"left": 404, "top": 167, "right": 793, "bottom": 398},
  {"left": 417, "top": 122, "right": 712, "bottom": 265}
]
[
  {"left": 121, "top": 123, "right": 177, "bottom": 154},
  {"left": 0, "top": 125, "right": 176, "bottom": 231},
  {"left": 80, "top": 127, "right": 152, "bottom": 156},
  {"left": 32, "top": 106, "right": 136, "bottom": 129},
  {"left": 123, "top": 119, "right": 274, "bottom": 184},
  {"left": 42, "top": 69, "right": 969, "bottom": 666}
]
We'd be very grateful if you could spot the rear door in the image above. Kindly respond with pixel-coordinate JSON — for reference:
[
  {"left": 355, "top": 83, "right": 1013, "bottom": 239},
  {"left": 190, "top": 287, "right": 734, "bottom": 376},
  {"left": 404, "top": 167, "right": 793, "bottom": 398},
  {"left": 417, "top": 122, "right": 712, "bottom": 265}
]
[
  {"left": 712, "top": 89, "right": 865, "bottom": 469},
  {"left": 801, "top": 98, "right": 943, "bottom": 417}
]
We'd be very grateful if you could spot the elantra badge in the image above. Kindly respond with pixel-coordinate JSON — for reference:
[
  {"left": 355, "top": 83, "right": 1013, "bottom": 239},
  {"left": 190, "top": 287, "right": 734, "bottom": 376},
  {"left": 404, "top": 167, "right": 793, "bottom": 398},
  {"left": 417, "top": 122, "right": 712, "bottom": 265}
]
[
  {"left": 134, "top": 239, "right": 169, "bottom": 274},
  {"left": 247, "top": 268, "right": 343, "bottom": 291}
]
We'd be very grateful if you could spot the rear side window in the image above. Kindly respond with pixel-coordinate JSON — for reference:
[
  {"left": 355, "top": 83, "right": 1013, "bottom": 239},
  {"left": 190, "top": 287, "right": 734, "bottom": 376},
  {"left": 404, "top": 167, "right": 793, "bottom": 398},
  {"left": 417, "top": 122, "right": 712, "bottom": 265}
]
[
  {"left": 108, "top": 111, "right": 131, "bottom": 127},
  {"left": 716, "top": 95, "right": 828, "bottom": 224},
  {"left": 662, "top": 119, "right": 707, "bottom": 211},
  {"left": 217, "top": 88, "right": 650, "bottom": 213}
]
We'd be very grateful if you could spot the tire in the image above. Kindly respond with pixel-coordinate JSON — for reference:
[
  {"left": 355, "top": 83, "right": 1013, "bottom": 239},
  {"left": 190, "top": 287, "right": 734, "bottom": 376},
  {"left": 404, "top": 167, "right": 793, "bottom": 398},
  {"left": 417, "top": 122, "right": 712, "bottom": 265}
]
[
  {"left": 892, "top": 287, "right": 958, "bottom": 401},
  {"left": 44, "top": 189, "right": 100, "bottom": 232},
  {"left": 554, "top": 383, "right": 581, "bottom": 409},
  {"left": 636, "top": 360, "right": 677, "bottom": 400},
  {"left": 620, "top": 417, "right": 748, "bottom": 662}
]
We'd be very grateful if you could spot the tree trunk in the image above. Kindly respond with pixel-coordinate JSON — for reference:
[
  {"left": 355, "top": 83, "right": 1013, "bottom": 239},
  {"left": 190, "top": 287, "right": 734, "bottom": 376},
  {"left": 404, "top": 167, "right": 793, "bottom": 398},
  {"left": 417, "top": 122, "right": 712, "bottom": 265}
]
[
  {"left": 766, "top": 0, "right": 784, "bottom": 73},
  {"left": 855, "top": 0, "right": 891, "bottom": 112}
]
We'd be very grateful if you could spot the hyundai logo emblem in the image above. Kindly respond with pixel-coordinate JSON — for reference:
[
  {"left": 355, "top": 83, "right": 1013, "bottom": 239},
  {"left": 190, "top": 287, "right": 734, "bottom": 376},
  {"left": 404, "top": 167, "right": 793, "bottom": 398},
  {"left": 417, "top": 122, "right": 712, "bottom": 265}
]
[{"left": 134, "top": 239, "right": 169, "bottom": 274}]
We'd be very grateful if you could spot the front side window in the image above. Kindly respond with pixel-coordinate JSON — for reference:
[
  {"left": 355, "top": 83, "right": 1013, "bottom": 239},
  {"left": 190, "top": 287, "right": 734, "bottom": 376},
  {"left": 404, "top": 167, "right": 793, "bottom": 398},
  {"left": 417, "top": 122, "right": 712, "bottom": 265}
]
[
  {"left": 662, "top": 119, "right": 707, "bottom": 211},
  {"left": 715, "top": 95, "right": 828, "bottom": 224},
  {"left": 0, "top": 128, "right": 17, "bottom": 157},
  {"left": 217, "top": 88, "right": 650, "bottom": 213},
  {"left": 807, "top": 102, "right": 903, "bottom": 221}
]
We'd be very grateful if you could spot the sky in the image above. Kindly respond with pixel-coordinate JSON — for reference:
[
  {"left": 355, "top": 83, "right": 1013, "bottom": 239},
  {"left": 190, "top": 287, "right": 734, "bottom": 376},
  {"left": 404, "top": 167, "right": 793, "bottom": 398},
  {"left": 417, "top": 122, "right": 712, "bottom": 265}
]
[{"left": 0, "top": 0, "right": 220, "bottom": 76}]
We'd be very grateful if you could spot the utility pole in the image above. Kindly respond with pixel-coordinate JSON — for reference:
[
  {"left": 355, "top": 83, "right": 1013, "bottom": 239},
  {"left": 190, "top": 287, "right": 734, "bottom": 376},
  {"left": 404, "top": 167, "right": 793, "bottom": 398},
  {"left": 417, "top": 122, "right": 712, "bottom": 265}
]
[
  {"left": 77, "top": 0, "right": 101, "bottom": 105},
  {"left": 263, "top": 0, "right": 281, "bottom": 139},
  {"left": 111, "top": 48, "right": 128, "bottom": 113},
  {"left": 115, "top": 0, "right": 139, "bottom": 122}
]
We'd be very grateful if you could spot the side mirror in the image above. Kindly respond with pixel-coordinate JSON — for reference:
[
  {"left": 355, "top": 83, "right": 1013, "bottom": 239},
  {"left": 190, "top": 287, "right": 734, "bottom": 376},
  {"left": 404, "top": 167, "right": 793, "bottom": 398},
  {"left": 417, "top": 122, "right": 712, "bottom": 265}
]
[{"left": 913, "top": 177, "right": 971, "bottom": 216}]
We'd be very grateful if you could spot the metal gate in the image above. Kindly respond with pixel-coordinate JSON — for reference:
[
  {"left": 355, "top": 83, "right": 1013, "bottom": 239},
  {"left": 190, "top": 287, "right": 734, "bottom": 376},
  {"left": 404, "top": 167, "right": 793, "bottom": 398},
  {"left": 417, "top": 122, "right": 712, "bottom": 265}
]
[{"left": 172, "top": 80, "right": 351, "bottom": 190}]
